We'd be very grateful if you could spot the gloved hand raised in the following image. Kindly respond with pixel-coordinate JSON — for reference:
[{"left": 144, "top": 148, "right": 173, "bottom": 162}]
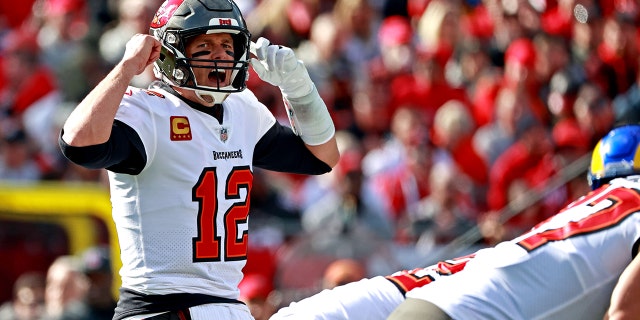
[{"left": 249, "top": 37, "right": 314, "bottom": 99}]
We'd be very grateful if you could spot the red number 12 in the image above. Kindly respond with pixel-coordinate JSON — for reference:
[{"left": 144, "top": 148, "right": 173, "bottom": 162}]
[{"left": 192, "top": 166, "right": 253, "bottom": 262}]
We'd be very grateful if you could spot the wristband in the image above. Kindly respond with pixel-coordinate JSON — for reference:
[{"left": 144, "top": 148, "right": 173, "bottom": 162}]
[{"left": 283, "top": 85, "right": 335, "bottom": 145}]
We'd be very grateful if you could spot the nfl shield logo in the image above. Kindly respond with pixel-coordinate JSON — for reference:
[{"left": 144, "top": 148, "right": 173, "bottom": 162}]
[{"left": 220, "top": 128, "right": 228, "bottom": 142}]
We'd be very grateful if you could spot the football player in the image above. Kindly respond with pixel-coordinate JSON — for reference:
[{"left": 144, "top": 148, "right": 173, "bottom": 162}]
[
  {"left": 270, "top": 124, "right": 640, "bottom": 320},
  {"left": 389, "top": 123, "right": 640, "bottom": 320},
  {"left": 269, "top": 255, "right": 473, "bottom": 320},
  {"left": 58, "top": 0, "right": 339, "bottom": 319}
]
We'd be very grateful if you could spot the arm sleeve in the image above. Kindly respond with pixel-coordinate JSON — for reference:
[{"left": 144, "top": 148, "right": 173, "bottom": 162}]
[
  {"left": 253, "top": 121, "right": 331, "bottom": 175},
  {"left": 58, "top": 120, "right": 147, "bottom": 175}
]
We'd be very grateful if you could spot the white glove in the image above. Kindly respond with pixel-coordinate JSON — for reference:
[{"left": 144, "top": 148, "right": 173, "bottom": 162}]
[{"left": 249, "top": 37, "right": 314, "bottom": 99}]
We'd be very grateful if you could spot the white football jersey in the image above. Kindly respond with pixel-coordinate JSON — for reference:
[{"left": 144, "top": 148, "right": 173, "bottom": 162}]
[
  {"left": 407, "top": 177, "right": 640, "bottom": 320},
  {"left": 110, "top": 86, "right": 276, "bottom": 299}
]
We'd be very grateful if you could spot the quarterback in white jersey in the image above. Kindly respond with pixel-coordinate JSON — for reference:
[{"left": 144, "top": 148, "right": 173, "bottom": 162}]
[
  {"left": 272, "top": 124, "right": 640, "bottom": 320},
  {"left": 59, "top": 0, "right": 339, "bottom": 319}
]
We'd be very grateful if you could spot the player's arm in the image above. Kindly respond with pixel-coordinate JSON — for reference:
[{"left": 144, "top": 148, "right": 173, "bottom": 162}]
[
  {"left": 59, "top": 120, "right": 146, "bottom": 174},
  {"left": 270, "top": 256, "right": 473, "bottom": 320},
  {"left": 253, "top": 121, "right": 331, "bottom": 175},
  {"left": 605, "top": 248, "right": 640, "bottom": 320},
  {"left": 61, "top": 34, "right": 160, "bottom": 147},
  {"left": 249, "top": 37, "right": 339, "bottom": 168},
  {"left": 270, "top": 276, "right": 404, "bottom": 320}
]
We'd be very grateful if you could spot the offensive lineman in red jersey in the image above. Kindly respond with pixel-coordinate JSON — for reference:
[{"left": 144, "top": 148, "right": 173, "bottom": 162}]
[
  {"left": 58, "top": 0, "right": 339, "bottom": 319},
  {"left": 270, "top": 124, "right": 640, "bottom": 320}
]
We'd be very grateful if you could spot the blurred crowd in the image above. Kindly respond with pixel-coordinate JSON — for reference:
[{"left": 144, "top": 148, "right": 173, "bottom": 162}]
[
  {"left": 3, "top": 0, "right": 640, "bottom": 318},
  {"left": 0, "top": 246, "right": 116, "bottom": 320}
]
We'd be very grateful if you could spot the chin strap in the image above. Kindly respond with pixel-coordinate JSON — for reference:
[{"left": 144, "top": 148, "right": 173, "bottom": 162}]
[{"left": 195, "top": 89, "right": 230, "bottom": 105}]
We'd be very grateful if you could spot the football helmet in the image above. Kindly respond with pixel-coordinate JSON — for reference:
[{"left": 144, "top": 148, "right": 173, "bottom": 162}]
[
  {"left": 588, "top": 124, "right": 640, "bottom": 189},
  {"left": 149, "top": 0, "right": 251, "bottom": 104}
]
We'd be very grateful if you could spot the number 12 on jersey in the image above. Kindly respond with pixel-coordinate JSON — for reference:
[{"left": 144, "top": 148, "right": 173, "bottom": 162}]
[{"left": 192, "top": 166, "right": 253, "bottom": 262}]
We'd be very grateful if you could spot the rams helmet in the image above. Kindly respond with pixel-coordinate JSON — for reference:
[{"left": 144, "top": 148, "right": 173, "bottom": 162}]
[
  {"left": 149, "top": 0, "right": 251, "bottom": 104},
  {"left": 588, "top": 124, "right": 640, "bottom": 189}
]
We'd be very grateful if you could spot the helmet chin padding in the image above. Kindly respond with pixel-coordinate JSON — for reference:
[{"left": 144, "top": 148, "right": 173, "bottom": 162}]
[{"left": 195, "top": 89, "right": 230, "bottom": 105}]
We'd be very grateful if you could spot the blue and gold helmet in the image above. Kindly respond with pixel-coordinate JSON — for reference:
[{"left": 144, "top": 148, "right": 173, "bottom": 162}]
[{"left": 588, "top": 124, "right": 640, "bottom": 190}]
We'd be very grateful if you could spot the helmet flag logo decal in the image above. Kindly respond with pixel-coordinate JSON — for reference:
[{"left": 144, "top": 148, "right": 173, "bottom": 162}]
[
  {"left": 208, "top": 18, "right": 240, "bottom": 27},
  {"left": 170, "top": 116, "right": 192, "bottom": 141},
  {"left": 151, "top": 0, "right": 185, "bottom": 28}
]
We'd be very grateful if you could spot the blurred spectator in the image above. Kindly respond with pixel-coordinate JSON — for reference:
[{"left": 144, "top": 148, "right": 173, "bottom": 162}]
[
  {"left": 403, "top": 161, "right": 478, "bottom": 250},
  {"left": 0, "top": 28, "right": 62, "bottom": 152},
  {"left": 534, "top": 33, "right": 572, "bottom": 89},
  {"left": 0, "top": 27, "right": 70, "bottom": 180},
  {"left": 54, "top": 246, "right": 117, "bottom": 320},
  {"left": 387, "top": 4, "right": 471, "bottom": 127},
  {"left": 297, "top": 131, "right": 359, "bottom": 212},
  {"left": 502, "top": 37, "right": 550, "bottom": 126},
  {"left": 451, "top": 40, "right": 499, "bottom": 125},
  {"left": 361, "top": 107, "right": 430, "bottom": 177},
  {"left": 573, "top": 82, "right": 613, "bottom": 145},
  {"left": 540, "top": 0, "right": 575, "bottom": 40},
  {"left": 361, "top": 107, "right": 435, "bottom": 226},
  {"left": 473, "top": 0, "right": 527, "bottom": 62},
  {"left": 0, "top": 0, "right": 37, "bottom": 30},
  {"left": 42, "top": 255, "right": 88, "bottom": 320},
  {"left": 375, "top": 14, "right": 414, "bottom": 74},
  {"left": 348, "top": 68, "right": 394, "bottom": 150},
  {"left": 333, "top": 0, "right": 382, "bottom": 87},
  {"left": 523, "top": 118, "right": 591, "bottom": 216},
  {"left": 486, "top": 122, "right": 553, "bottom": 211},
  {"left": 468, "top": 37, "right": 546, "bottom": 127},
  {"left": 478, "top": 179, "right": 543, "bottom": 245},
  {"left": 321, "top": 258, "right": 366, "bottom": 289},
  {"left": 596, "top": 15, "right": 636, "bottom": 98},
  {"left": 613, "top": 53, "right": 640, "bottom": 125},
  {"left": 35, "top": 0, "right": 105, "bottom": 103},
  {"left": 295, "top": 13, "right": 353, "bottom": 131},
  {"left": 545, "top": 67, "right": 582, "bottom": 122},
  {"left": 249, "top": 168, "right": 303, "bottom": 244},
  {"left": 98, "top": 0, "right": 161, "bottom": 88},
  {"left": 472, "top": 85, "right": 535, "bottom": 166},
  {"left": 245, "top": 0, "right": 299, "bottom": 47},
  {"left": 432, "top": 100, "right": 488, "bottom": 190},
  {"left": 0, "top": 129, "right": 42, "bottom": 181},
  {"left": 0, "top": 272, "right": 46, "bottom": 320},
  {"left": 568, "top": 0, "right": 603, "bottom": 60},
  {"left": 301, "top": 138, "right": 394, "bottom": 240},
  {"left": 416, "top": 0, "right": 462, "bottom": 52},
  {"left": 239, "top": 274, "right": 277, "bottom": 320}
]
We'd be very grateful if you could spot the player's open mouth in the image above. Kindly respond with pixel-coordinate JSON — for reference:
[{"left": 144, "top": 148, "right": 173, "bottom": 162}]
[{"left": 209, "top": 69, "right": 226, "bottom": 84}]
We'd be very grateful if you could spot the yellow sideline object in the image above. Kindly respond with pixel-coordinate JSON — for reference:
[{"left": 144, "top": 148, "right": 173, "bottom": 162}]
[{"left": 0, "top": 181, "right": 120, "bottom": 299}]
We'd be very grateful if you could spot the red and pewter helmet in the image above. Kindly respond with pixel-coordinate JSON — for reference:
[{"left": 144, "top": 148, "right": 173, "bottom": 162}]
[{"left": 150, "top": 0, "right": 251, "bottom": 104}]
